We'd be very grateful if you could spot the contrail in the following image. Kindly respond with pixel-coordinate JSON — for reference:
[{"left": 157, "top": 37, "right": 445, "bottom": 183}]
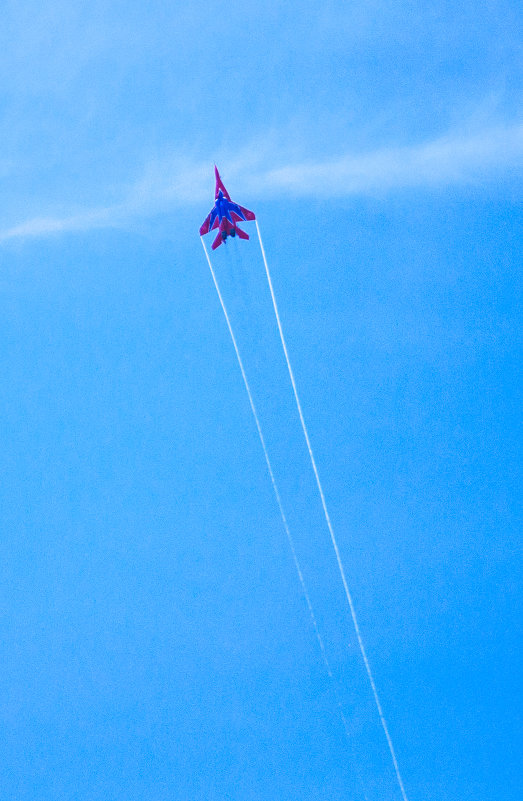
[
  {"left": 255, "top": 219, "right": 409, "bottom": 801},
  {"left": 200, "top": 236, "right": 367, "bottom": 796}
]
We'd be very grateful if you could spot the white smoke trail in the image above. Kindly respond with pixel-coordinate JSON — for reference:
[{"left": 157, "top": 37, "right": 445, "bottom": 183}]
[
  {"left": 255, "top": 220, "right": 409, "bottom": 801},
  {"left": 200, "top": 236, "right": 368, "bottom": 795}
]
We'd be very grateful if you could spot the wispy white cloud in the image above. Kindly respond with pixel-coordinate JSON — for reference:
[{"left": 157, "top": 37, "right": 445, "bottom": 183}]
[
  {"left": 1, "top": 122, "right": 521, "bottom": 243},
  {"left": 258, "top": 122, "right": 523, "bottom": 196},
  {"left": 0, "top": 207, "right": 116, "bottom": 240},
  {"left": 0, "top": 160, "right": 212, "bottom": 242}
]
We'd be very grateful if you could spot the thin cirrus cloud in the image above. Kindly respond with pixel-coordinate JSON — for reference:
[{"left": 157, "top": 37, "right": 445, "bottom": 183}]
[
  {"left": 1, "top": 122, "right": 521, "bottom": 243},
  {"left": 262, "top": 122, "right": 523, "bottom": 195}
]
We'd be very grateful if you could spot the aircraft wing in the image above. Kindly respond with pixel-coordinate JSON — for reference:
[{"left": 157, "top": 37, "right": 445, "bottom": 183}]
[
  {"left": 239, "top": 205, "right": 256, "bottom": 221},
  {"left": 199, "top": 206, "right": 220, "bottom": 236},
  {"left": 228, "top": 201, "right": 256, "bottom": 223}
]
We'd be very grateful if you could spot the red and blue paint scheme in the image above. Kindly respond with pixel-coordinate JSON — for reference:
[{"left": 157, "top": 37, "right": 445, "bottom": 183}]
[{"left": 200, "top": 166, "right": 256, "bottom": 249}]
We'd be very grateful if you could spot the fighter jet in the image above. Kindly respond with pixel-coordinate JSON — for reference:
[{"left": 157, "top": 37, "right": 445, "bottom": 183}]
[{"left": 199, "top": 166, "right": 256, "bottom": 250}]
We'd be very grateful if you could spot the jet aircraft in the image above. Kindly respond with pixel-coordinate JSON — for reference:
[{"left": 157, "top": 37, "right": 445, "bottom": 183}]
[{"left": 200, "top": 167, "right": 256, "bottom": 249}]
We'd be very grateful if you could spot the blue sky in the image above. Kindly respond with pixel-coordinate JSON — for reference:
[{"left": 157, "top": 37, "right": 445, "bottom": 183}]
[{"left": 0, "top": 3, "right": 521, "bottom": 800}]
